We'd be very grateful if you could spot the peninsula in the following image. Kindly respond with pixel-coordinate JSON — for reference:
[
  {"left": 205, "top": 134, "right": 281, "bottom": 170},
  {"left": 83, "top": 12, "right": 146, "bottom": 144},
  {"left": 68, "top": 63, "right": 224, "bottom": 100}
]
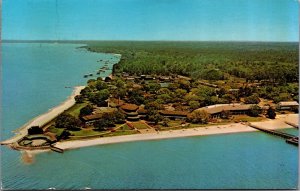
[{"left": 1, "top": 41, "right": 299, "bottom": 152}]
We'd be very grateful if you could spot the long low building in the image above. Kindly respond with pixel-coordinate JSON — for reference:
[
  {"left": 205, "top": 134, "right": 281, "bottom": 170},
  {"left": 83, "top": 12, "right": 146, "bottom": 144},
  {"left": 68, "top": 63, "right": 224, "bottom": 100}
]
[
  {"left": 159, "top": 110, "right": 189, "bottom": 120},
  {"left": 195, "top": 103, "right": 266, "bottom": 118},
  {"left": 277, "top": 101, "right": 299, "bottom": 110}
]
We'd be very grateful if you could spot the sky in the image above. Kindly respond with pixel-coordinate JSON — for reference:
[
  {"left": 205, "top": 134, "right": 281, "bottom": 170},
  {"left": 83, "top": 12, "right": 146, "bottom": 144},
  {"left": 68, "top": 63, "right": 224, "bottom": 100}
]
[{"left": 2, "top": 0, "right": 299, "bottom": 41}]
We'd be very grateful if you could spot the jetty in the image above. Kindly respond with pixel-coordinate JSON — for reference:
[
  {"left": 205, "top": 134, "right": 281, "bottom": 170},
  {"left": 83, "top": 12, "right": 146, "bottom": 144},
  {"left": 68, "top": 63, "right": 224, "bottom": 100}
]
[
  {"left": 285, "top": 121, "right": 298, "bottom": 129},
  {"left": 249, "top": 123, "right": 298, "bottom": 146},
  {"left": 50, "top": 145, "right": 64, "bottom": 153}
]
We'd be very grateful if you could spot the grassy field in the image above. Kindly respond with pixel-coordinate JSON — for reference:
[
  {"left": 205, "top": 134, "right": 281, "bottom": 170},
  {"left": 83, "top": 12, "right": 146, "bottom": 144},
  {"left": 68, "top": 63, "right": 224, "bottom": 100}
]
[
  {"left": 65, "top": 103, "right": 88, "bottom": 117},
  {"left": 46, "top": 126, "right": 65, "bottom": 136},
  {"left": 119, "top": 124, "right": 134, "bottom": 130},
  {"left": 101, "top": 130, "right": 139, "bottom": 137},
  {"left": 131, "top": 121, "right": 150, "bottom": 129},
  {"left": 232, "top": 115, "right": 265, "bottom": 122}
]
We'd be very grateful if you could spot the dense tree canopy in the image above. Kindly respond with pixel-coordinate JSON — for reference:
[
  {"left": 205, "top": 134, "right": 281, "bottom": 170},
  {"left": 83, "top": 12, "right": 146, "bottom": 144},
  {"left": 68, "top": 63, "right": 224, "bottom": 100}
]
[
  {"left": 79, "top": 104, "right": 94, "bottom": 117},
  {"left": 55, "top": 113, "right": 81, "bottom": 130},
  {"left": 85, "top": 41, "right": 298, "bottom": 84}
]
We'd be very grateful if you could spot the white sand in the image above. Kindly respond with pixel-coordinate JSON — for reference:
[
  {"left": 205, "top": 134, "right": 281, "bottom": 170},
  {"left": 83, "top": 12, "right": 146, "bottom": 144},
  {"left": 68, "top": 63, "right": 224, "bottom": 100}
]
[
  {"left": 1, "top": 86, "right": 85, "bottom": 145},
  {"left": 250, "top": 114, "right": 298, "bottom": 130},
  {"left": 54, "top": 114, "right": 299, "bottom": 150}
]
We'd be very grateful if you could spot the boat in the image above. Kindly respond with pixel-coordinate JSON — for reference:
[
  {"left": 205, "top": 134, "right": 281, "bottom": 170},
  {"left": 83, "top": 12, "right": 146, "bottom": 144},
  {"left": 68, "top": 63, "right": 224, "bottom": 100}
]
[
  {"left": 89, "top": 73, "right": 93, "bottom": 76},
  {"left": 84, "top": 74, "right": 89, "bottom": 78}
]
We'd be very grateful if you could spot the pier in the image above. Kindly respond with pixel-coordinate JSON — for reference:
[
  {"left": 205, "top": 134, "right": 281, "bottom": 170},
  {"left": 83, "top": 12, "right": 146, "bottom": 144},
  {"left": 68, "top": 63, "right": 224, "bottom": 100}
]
[
  {"left": 249, "top": 123, "right": 298, "bottom": 146},
  {"left": 50, "top": 145, "right": 64, "bottom": 153},
  {"left": 284, "top": 121, "right": 298, "bottom": 129}
]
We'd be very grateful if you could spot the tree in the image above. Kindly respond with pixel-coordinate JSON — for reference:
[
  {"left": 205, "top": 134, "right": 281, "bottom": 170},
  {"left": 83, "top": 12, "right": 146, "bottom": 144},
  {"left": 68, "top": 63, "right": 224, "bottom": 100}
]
[
  {"left": 114, "top": 78, "right": 126, "bottom": 89},
  {"left": 187, "top": 110, "right": 210, "bottom": 124},
  {"left": 80, "top": 87, "right": 92, "bottom": 98},
  {"left": 144, "top": 82, "right": 160, "bottom": 93},
  {"left": 114, "top": 88, "right": 127, "bottom": 99},
  {"left": 175, "top": 89, "right": 187, "bottom": 98},
  {"left": 217, "top": 88, "right": 227, "bottom": 97},
  {"left": 158, "top": 88, "right": 171, "bottom": 95},
  {"left": 248, "top": 105, "right": 262, "bottom": 117},
  {"left": 147, "top": 110, "right": 163, "bottom": 125},
  {"left": 91, "top": 89, "right": 110, "bottom": 106},
  {"left": 57, "top": 130, "right": 71, "bottom": 140},
  {"left": 184, "top": 94, "right": 200, "bottom": 102},
  {"left": 55, "top": 113, "right": 81, "bottom": 130},
  {"left": 244, "top": 94, "right": 260, "bottom": 104},
  {"left": 93, "top": 113, "right": 115, "bottom": 131},
  {"left": 113, "top": 111, "right": 126, "bottom": 124},
  {"left": 266, "top": 107, "right": 276, "bottom": 119},
  {"left": 157, "top": 94, "right": 172, "bottom": 104},
  {"left": 128, "top": 89, "right": 145, "bottom": 105},
  {"left": 74, "top": 95, "right": 85, "bottom": 103},
  {"left": 28, "top": 126, "right": 43, "bottom": 135},
  {"left": 145, "top": 101, "right": 164, "bottom": 110},
  {"left": 220, "top": 110, "right": 231, "bottom": 119},
  {"left": 188, "top": 100, "right": 200, "bottom": 110},
  {"left": 178, "top": 79, "right": 190, "bottom": 91},
  {"left": 201, "top": 69, "right": 224, "bottom": 80},
  {"left": 95, "top": 80, "right": 108, "bottom": 91},
  {"left": 79, "top": 104, "right": 94, "bottom": 117},
  {"left": 162, "top": 118, "right": 170, "bottom": 127},
  {"left": 222, "top": 94, "right": 235, "bottom": 103}
]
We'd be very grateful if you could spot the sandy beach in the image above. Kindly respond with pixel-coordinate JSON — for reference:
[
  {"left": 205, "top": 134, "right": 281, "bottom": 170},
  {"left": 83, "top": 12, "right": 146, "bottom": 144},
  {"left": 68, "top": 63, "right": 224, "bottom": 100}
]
[
  {"left": 54, "top": 114, "right": 298, "bottom": 150},
  {"left": 1, "top": 86, "right": 85, "bottom": 145}
]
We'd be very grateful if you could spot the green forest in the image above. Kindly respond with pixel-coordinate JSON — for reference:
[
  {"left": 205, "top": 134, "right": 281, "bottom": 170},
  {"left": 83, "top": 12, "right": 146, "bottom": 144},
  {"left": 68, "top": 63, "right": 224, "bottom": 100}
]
[{"left": 84, "top": 41, "right": 298, "bottom": 83}]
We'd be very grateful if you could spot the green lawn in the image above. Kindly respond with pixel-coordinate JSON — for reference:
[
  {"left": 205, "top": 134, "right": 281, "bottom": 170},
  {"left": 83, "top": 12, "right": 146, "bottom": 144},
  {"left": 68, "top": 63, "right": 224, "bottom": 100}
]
[
  {"left": 119, "top": 124, "right": 134, "bottom": 130},
  {"left": 101, "top": 130, "right": 139, "bottom": 137},
  {"left": 69, "top": 129, "right": 105, "bottom": 136},
  {"left": 232, "top": 115, "right": 265, "bottom": 122},
  {"left": 132, "top": 122, "right": 150, "bottom": 129},
  {"left": 64, "top": 102, "right": 88, "bottom": 117},
  {"left": 46, "top": 126, "right": 64, "bottom": 136}
]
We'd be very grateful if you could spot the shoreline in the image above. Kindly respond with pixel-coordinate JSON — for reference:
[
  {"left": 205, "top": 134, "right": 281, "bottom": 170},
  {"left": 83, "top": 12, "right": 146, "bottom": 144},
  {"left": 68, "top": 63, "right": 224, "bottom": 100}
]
[
  {"left": 53, "top": 114, "right": 298, "bottom": 151},
  {"left": 1, "top": 86, "right": 85, "bottom": 145},
  {"left": 1, "top": 51, "right": 121, "bottom": 147}
]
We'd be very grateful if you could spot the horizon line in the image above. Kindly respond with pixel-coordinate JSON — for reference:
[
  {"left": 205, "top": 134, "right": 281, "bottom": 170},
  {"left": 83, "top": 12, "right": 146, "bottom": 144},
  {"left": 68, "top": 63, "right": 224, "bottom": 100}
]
[{"left": 2, "top": 39, "right": 299, "bottom": 43}]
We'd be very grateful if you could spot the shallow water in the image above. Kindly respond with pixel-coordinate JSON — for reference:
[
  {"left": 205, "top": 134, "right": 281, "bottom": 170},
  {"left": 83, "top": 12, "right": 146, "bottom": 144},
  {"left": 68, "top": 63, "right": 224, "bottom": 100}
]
[{"left": 1, "top": 43, "right": 298, "bottom": 189}]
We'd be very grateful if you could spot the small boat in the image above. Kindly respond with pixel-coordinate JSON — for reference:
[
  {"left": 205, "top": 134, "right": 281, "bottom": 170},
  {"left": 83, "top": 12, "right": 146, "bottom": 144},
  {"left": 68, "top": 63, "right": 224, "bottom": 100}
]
[
  {"left": 89, "top": 73, "right": 93, "bottom": 76},
  {"left": 84, "top": 74, "right": 89, "bottom": 78}
]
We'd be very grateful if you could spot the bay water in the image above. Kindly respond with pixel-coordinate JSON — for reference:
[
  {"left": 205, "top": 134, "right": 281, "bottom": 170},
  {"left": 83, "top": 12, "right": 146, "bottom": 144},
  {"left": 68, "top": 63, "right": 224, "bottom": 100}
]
[{"left": 1, "top": 43, "right": 298, "bottom": 189}]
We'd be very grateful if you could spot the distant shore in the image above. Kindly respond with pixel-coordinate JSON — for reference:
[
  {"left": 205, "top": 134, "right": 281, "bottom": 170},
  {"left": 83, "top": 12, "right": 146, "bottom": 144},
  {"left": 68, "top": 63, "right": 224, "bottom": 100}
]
[
  {"left": 1, "top": 86, "right": 85, "bottom": 145},
  {"left": 53, "top": 114, "right": 298, "bottom": 151}
]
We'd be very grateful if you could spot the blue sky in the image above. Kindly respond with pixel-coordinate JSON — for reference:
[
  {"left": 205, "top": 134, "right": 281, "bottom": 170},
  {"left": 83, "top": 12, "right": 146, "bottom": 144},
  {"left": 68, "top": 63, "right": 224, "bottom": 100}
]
[{"left": 2, "top": 0, "right": 299, "bottom": 41}]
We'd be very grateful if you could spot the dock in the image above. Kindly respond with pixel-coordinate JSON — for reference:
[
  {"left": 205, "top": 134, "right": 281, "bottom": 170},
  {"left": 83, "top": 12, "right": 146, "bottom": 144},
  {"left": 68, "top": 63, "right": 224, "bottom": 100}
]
[
  {"left": 249, "top": 123, "right": 298, "bottom": 146},
  {"left": 286, "top": 137, "right": 299, "bottom": 146},
  {"left": 50, "top": 145, "right": 64, "bottom": 153},
  {"left": 285, "top": 121, "right": 298, "bottom": 129}
]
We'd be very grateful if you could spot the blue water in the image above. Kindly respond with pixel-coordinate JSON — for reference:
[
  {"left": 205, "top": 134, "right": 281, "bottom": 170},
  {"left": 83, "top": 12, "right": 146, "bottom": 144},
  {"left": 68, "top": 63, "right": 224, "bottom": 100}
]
[
  {"left": 1, "top": 43, "right": 298, "bottom": 189},
  {"left": 2, "top": 43, "right": 118, "bottom": 139}
]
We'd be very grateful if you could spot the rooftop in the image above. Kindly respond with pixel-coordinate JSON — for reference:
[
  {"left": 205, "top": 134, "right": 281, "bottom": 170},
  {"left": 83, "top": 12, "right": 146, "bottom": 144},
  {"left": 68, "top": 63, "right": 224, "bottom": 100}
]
[
  {"left": 278, "top": 101, "right": 299, "bottom": 106},
  {"left": 195, "top": 103, "right": 258, "bottom": 114},
  {"left": 120, "top": 103, "right": 139, "bottom": 111},
  {"left": 159, "top": 110, "right": 189, "bottom": 116},
  {"left": 81, "top": 114, "right": 102, "bottom": 121}
]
